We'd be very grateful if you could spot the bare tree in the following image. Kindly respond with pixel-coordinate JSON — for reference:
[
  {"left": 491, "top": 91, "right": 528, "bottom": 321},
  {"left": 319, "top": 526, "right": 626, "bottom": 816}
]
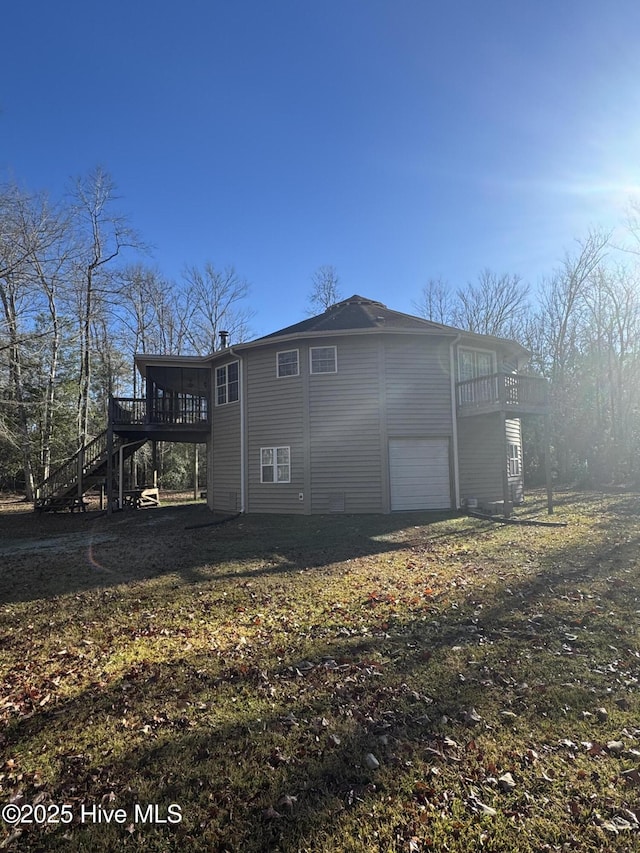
[
  {"left": 69, "top": 167, "right": 141, "bottom": 448},
  {"left": 413, "top": 277, "right": 455, "bottom": 324},
  {"left": 22, "top": 195, "right": 77, "bottom": 482},
  {"left": 0, "top": 184, "right": 73, "bottom": 496},
  {"left": 308, "top": 264, "right": 341, "bottom": 313},
  {"left": 534, "top": 229, "right": 610, "bottom": 479},
  {"left": 114, "top": 264, "right": 184, "bottom": 393},
  {"left": 452, "top": 270, "right": 530, "bottom": 339},
  {"left": 415, "top": 271, "right": 529, "bottom": 338},
  {"left": 181, "top": 262, "right": 254, "bottom": 354}
]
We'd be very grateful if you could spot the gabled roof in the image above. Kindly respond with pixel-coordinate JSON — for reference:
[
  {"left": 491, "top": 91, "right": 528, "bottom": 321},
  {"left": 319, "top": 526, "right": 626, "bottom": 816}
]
[{"left": 258, "top": 294, "right": 452, "bottom": 339}]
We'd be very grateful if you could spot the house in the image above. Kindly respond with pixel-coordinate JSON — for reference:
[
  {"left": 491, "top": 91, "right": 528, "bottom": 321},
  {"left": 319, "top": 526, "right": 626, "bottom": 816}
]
[{"left": 119, "top": 295, "right": 550, "bottom": 516}]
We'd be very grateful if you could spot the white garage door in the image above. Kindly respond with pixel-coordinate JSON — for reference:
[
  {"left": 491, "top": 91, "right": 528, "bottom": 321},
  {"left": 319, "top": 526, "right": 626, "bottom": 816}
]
[{"left": 389, "top": 438, "right": 451, "bottom": 511}]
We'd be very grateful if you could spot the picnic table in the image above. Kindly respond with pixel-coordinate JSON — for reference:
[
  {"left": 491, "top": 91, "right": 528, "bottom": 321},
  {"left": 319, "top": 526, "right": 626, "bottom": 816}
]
[
  {"left": 35, "top": 495, "right": 88, "bottom": 513},
  {"left": 122, "top": 487, "right": 160, "bottom": 509}
]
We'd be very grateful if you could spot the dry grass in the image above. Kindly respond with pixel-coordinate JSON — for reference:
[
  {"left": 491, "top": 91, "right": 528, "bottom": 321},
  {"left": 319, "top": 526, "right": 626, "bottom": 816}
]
[{"left": 1, "top": 490, "right": 640, "bottom": 851}]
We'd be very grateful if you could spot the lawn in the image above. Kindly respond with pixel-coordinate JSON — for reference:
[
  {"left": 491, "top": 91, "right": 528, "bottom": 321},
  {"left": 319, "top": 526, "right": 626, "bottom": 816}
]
[{"left": 1, "top": 490, "right": 640, "bottom": 852}]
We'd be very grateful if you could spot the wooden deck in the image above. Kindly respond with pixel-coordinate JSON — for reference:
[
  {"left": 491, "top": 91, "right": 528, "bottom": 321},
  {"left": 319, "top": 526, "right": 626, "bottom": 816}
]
[
  {"left": 111, "top": 397, "right": 209, "bottom": 443},
  {"left": 456, "top": 373, "right": 549, "bottom": 417}
]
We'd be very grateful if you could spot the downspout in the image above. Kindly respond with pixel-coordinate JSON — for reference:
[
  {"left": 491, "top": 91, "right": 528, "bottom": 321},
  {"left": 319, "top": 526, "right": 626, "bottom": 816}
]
[
  {"left": 449, "top": 335, "right": 462, "bottom": 509},
  {"left": 228, "top": 347, "right": 246, "bottom": 513}
]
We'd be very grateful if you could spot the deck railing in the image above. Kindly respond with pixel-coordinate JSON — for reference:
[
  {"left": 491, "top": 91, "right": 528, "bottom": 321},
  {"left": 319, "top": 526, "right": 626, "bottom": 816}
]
[
  {"left": 456, "top": 373, "right": 548, "bottom": 412},
  {"left": 36, "top": 430, "right": 110, "bottom": 502},
  {"left": 111, "top": 396, "right": 209, "bottom": 426}
]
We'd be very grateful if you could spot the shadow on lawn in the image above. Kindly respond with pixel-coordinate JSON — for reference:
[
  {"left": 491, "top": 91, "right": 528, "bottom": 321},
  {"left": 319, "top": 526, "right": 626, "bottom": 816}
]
[
  {"left": 0, "top": 505, "right": 472, "bottom": 605},
  {"left": 5, "top": 510, "right": 640, "bottom": 851}
]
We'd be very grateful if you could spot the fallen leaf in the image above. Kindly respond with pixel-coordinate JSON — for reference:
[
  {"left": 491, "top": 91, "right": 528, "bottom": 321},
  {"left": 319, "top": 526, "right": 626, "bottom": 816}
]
[
  {"left": 364, "top": 752, "right": 380, "bottom": 770},
  {"left": 263, "top": 806, "right": 281, "bottom": 819},
  {"left": 278, "top": 794, "right": 297, "bottom": 811},
  {"left": 498, "top": 772, "right": 516, "bottom": 792}
]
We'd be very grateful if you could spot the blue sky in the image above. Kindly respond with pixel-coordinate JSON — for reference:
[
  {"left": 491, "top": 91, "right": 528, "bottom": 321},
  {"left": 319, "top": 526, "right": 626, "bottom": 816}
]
[{"left": 3, "top": 1, "right": 640, "bottom": 338}]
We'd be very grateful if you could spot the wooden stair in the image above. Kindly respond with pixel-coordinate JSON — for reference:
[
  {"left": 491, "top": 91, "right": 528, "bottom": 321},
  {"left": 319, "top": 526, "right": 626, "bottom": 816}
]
[{"left": 35, "top": 431, "right": 147, "bottom": 512}]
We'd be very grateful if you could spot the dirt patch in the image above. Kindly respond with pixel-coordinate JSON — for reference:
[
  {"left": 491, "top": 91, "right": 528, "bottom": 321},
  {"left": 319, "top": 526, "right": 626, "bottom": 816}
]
[{"left": 0, "top": 531, "right": 117, "bottom": 556}]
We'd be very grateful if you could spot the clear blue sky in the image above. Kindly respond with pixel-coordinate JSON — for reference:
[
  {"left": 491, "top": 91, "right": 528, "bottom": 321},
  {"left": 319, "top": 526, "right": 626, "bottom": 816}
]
[{"left": 3, "top": 1, "right": 640, "bottom": 337}]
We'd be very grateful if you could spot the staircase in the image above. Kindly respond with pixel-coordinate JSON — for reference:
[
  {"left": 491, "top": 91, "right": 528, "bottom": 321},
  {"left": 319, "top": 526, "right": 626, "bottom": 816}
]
[{"left": 35, "top": 431, "right": 146, "bottom": 512}]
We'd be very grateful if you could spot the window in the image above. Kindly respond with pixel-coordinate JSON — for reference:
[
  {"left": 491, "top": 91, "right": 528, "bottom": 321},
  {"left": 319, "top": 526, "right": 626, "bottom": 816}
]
[
  {"left": 216, "top": 361, "right": 239, "bottom": 405},
  {"left": 260, "top": 446, "right": 290, "bottom": 483},
  {"left": 458, "top": 347, "right": 495, "bottom": 382},
  {"left": 277, "top": 349, "right": 299, "bottom": 377},
  {"left": 508, "top": 443, "right": 521, "bottom": 476},
  {"left": 310, "top": 346, "right": 337, "bottom": 374}
]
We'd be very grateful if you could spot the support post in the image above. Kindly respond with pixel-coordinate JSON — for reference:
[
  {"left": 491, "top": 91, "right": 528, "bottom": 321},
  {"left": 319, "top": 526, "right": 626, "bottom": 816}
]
[
  {"left": 544, "top": 414, "right": 554, "bottom": 514},
  {"left": 119, "top": 445, "right": 124, "bottom": 510},
  {"left": 77, "top": 443, "right": 85, "bottom": 500},
  {"left": 193, "top": 444, "right": 199, "bottom": 501},
  {"left": 152, "top": 441, "right": 158, "bottom": 488},
  {"left": 106, "top": 397, "right": 114, "bottom": 516}
]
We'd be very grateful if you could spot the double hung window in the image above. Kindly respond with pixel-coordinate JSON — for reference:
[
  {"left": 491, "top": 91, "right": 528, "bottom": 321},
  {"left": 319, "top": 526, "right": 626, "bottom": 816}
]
[
  {"left": 260, "top": 447, "right": 290, "bottom": 483},
  {"left": 216, "top": 362, "right": 239, "bottom": 405},
  {"left": 508, "top": 443, "right": 521, "bottom": 476},
  {"left": 277, "top": 350, "right": 299, "bottom": 377},
  {"left": 310, "top": 346, "right": 337, "bottom": 374}
]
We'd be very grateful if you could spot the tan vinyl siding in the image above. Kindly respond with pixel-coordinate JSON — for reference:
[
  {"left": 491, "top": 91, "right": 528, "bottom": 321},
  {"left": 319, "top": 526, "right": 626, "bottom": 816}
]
[
  {"left": 385, "top": 338, "right": 452, "bottom": 435},
  {"left": 210, "top": 377, "right": 241, "bottom": 512},
  {"left": 506, "top": 417, "right": 524, "bottom": 503},
  {"left": 309, "top": 338, "right": 383, "bottom": 513},
  {"left": 457, "top": 413, "right": 504, "bottom": 504},
  {"left": 246, "top": 346, "right": 306, "bottom": 513}
]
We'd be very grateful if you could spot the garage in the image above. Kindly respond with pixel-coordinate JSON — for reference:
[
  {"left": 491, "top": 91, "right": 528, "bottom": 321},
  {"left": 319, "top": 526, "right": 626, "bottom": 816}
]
[{"left": 389, "top": 438, "right": 451, "bottom": 511}]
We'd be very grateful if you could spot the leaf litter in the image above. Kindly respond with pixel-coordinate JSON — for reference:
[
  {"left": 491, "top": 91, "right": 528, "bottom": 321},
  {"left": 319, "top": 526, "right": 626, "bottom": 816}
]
[{"left": 1, "top": 490, "right": 640, "bottom": 851}]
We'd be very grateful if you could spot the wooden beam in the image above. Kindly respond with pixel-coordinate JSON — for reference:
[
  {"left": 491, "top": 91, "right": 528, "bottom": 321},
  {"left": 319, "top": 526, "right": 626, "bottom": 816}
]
[
  {"left": 106, "top": 398, "right": 114, "bottom": 515},
  {"left": 544, "top": 414, "right": 554, "bottom": 514}
]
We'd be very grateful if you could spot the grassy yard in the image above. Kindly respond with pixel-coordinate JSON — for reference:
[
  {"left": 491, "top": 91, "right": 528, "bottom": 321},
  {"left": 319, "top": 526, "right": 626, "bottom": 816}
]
[{"left": 1, "top": 490, "right": 640, "bottom": 851}]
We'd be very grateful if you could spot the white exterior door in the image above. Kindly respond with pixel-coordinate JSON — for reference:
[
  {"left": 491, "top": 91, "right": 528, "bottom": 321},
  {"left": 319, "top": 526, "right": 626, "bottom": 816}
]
[{"left": 389, "top": 438, "right": 451, "bottom": 511}]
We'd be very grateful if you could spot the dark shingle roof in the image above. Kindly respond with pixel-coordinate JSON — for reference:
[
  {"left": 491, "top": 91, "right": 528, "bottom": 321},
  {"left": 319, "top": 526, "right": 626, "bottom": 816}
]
[{"left": 259, "top": 295, "right": 453, "bottom": 339}]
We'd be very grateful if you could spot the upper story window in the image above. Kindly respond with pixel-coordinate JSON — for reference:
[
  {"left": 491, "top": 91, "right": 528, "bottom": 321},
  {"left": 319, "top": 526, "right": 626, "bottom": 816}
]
[
  {"left": 310, "top": 346, "right": 337, "bottom": 374},
  {"left": 216, "top": 361, "right": 239, "bottom": 405},
  {"left": 277, "top": 349, "right": 299, "bottom": 377},
  {"left": 458, "top": 347, "right": 495, "bottom": 382}
]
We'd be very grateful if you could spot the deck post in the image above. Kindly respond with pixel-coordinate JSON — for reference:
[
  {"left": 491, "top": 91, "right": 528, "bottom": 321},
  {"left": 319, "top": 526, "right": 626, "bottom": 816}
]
[
  {"left": 106, "top": 397, "right": 114, "bottom": 516},
  {"left": 152, "top": 441, "right": 158, "bottom": 488},
  {"left": 544, "top": 413, "right": 553, "bottom": 514},
  {"left": 77, "top": 443, "right": 85, "bottom": 500},
  {"left": 193, "top": 444, "right": 199, "bottom": 501},
  {"left": 119, "top": 445, "right": 125, "bottom": 509}
]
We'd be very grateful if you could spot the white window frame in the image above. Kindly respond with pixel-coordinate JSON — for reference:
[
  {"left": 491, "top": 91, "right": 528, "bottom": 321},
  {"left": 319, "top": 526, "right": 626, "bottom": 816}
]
[
  {"left": 260, "top": 446, "right": 291, "bottom": 483},
  {"left": 458, "top": 347, "right": 496, "bottom": 382},
  {"left": 276, "top": 349, "right": 299, "bottom": 378},
  {"left": 508, "top": 443, "right": 521, "bottom": 476},
  {"left": 215, "top": 361, "right": 239, "bottom": 406},
  {"left": 310, "top": 345, "right": 337, "bottom": 374}
]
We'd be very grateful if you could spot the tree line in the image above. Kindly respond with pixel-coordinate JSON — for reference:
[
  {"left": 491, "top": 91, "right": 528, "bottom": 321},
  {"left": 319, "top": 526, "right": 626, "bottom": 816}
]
[
  {"left": 413, "top": 228, "right": 640, "bottom": 486},
  {"left": 2, "top": 168, "right": 640, "bottom": 497},
  {"left": 0, "top": 168, "right": 252, "bottom": 498}
]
